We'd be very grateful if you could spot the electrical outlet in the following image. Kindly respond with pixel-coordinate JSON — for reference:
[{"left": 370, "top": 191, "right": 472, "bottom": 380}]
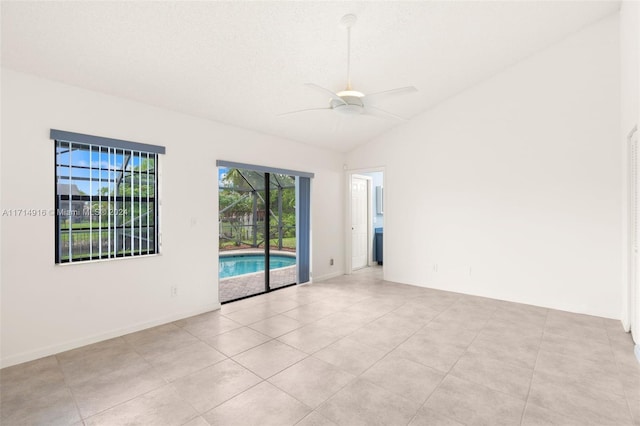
[
  {"left": 170, "top": 286, "right": 178, "bottom": 297},
  {"left": 330, "top": 258, "right": 334, "bottom": 266}
]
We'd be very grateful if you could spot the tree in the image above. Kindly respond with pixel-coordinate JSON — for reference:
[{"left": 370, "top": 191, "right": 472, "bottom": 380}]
[
  {"left": 219, "top": 168, "right": 297, "bottom": 249},
  {"left": 93, "top": 157, "right": 156, "bottom": 226}
]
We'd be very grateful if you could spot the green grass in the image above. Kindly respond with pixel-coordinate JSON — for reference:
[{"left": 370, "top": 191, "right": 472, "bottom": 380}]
[
  {"left": 280, "top": 237, "right": 296, "bottom": 249},
  {"left": 61, "top": 221, "right": 152, "bottom": 230},
  {"left": 61, "top": 221, "right": 104, "bottom": 229},
  {"left": 61, "top": 248, "right": 149, "bottom": 261},
  {"left": 219, "top": 237, "right": 296, "bottom": 250}
]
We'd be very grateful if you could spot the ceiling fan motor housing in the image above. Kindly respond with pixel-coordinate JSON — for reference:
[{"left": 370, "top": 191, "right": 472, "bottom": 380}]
[{"left": 331, "top": 95, "right": 364, "bottom": 115}]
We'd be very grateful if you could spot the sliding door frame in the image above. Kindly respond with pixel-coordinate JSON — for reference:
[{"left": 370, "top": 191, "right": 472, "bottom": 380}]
[{"left": 217, "top": 160, "right": 313, "bottom": 303}]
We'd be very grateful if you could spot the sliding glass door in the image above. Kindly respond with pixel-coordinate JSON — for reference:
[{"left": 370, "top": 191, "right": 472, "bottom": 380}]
[
  {"left": 218, "top": 165, "right": 300, "bottom": 303},
  {"left": 269, "top": 173, "right": 297, "bottom": 290}
]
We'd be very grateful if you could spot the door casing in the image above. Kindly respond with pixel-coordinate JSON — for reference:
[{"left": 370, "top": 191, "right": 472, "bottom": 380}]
[{"left": 345, "top": 168, "right": 384, "bottom": 274}]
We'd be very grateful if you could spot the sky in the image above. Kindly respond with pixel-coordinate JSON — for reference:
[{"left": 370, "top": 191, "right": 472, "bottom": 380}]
[
  {"left": 58, "top": 147, "right": 229, "bottom": 196},
  {"left": 56, "top": 146, "right": 148, "bottom": 195},
  {"left": 218, "top": 167, "right": 229, "bottom": 186}
]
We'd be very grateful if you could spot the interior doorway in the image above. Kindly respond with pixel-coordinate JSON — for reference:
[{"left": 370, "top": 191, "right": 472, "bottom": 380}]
[{"left": 348, "top": 169, "right": 384, "bottom": 274}]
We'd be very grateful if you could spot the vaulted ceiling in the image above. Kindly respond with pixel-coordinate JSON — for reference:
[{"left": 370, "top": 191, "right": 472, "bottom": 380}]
[{"left": 1, "top": 1, "right": 619, "bottom": 152}]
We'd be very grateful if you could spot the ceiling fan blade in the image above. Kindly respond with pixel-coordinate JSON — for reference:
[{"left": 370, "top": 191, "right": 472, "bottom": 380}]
[
  {"left": 304, "top": 83, "right": 346, "bottom": 105},
  {"left": 277, "top": 107, "right": 332, "bottom": 117},
  {"left": 363, "top": 106, "right": 409, "bottom": 121},
  {"left": 365, "top": 86, "right": 417, "bottom": 104}
]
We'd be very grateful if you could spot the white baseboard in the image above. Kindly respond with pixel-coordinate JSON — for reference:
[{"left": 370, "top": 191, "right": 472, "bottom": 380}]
[
  {"left": 312, "top": 270, "right": 345, "bottom": 282},
  {"left": 635, "top": 344, "right": 640, "bottom": 364},
  {"left": 0, "top": 303, "right": 220, "bottom": 369}
]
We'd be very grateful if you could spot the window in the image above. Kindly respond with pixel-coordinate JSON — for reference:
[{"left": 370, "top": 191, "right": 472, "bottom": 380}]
[{"left": 52, "top": 130, "right": 165, "bottom": 263}]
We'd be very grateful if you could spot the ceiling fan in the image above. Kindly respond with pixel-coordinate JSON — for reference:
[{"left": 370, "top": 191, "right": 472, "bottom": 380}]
[{"left": 279, "top": 14, "right": 418, "bottom": 121}]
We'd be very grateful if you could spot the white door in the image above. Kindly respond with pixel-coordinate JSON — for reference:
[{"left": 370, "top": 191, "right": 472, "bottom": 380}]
[
  {"left": 629, "top": 129, "right": 640, "bottom": 344},
  {"left": 351, "top": 176, "right": 369, "bottom": 270}
]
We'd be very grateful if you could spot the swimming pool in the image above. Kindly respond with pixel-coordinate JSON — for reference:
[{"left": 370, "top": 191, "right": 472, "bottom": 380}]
[{"left": 219, "top": 254, "right": 296, "bottom": 279}]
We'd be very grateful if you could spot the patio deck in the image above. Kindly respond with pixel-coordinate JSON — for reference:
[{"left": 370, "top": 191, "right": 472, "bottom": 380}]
[
  {"left": 219, "top": 249, "right": 297, "bottom": 303},
  {"left": 219, "top": 266, "right": 296, "bottom": 303}
]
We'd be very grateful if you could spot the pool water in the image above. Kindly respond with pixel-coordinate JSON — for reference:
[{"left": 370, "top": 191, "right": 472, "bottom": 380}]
[{"left": 219, "top": 254, "right": 296, "bottom": 279}]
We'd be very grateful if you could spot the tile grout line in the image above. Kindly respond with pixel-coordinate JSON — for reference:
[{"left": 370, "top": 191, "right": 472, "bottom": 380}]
[
  {"left": 188, "top": 357, "right": 265, "bottom": 416},
  {"left": 53, "top": 353, "right": 84, "bottom": 424},
  {"left": 326, "top": 299, "right": 465, "bottom": 424},
  {"left": 518, "top": 307, "right": 550, "bottom": 425},
  {"left": 605, "top": 321, "right": 638, "bottom": 424}
]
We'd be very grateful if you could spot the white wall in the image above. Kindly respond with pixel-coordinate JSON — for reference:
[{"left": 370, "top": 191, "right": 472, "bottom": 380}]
[
  {"left": 346, "top": 14, "right": 622, "bottom": 318},
  {"left": 0, "top": 69, "right": 345, "bottom": 367},
  {"left": 621, "top": 1, "right": 639, "bottom": 136},
  {"left": 620, "top": 0, "right": 640, "bottom": 340}
]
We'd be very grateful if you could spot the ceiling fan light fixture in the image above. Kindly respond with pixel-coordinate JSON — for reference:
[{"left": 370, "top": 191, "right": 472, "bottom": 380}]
[
  {"left": 334, "top": 103, "right": 364, "bottom": 115},
  {"left": 337, "top": 89, "right": 364, "bottom": 98}
]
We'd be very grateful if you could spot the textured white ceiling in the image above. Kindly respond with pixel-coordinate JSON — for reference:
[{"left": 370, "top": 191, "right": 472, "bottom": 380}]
[{"left": 1, "top": 1, "right": 619, "bottom": 152}]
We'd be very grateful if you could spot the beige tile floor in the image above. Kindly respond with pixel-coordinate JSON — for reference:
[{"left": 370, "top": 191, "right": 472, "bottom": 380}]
[{"left": 2, "top": 266, "right": 639, "bottom": 425}]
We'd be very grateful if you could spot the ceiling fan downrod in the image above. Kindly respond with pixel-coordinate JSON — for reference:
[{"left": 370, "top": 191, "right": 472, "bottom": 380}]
[{"left": 340, "top": 14, "right": 357, "bottom": 92}]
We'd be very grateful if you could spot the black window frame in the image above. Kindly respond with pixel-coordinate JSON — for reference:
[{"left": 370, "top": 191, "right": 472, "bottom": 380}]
[{"left": 51, "top": 130, "right": 165, "bottom": 264}]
